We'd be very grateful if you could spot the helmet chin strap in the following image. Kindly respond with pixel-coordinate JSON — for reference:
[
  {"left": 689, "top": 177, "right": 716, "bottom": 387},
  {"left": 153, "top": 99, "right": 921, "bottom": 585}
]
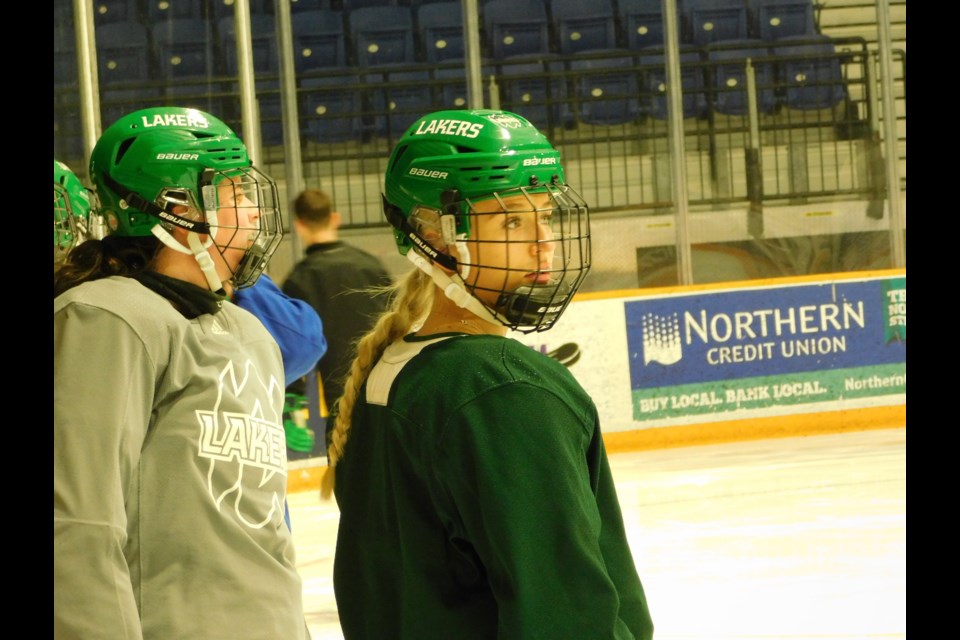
[
  {"left": 187, "top": 232, "right": 225, "bottom": 293},
  {"left": 405, "top": 250, "right": 507, "bottom": 327},
  {"left": 150, "top": 224, "right": 225, "bottom": 294}
]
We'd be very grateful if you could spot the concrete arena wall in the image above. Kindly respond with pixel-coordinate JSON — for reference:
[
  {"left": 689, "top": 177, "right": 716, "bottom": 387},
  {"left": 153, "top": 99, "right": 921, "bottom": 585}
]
[{"left": 287, "top": 268, "right": 906, "bottom": 493}]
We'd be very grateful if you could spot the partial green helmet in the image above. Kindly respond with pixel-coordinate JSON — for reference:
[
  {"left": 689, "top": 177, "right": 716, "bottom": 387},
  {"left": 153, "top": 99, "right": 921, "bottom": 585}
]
[
  {"left": 89, "top": 106, "right": 283, "bottom": 289},
  {"left": 382, "top": 109, "right": 591, "bottom": 332},
  {"left": 54, "top": 159, "right": 93, "bottom": 259}
]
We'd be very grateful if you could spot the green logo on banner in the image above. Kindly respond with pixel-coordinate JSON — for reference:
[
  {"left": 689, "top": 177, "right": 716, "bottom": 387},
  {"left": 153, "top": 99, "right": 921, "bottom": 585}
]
[{"left": 882, "top": 277, "right": 906, "bottom": 343}]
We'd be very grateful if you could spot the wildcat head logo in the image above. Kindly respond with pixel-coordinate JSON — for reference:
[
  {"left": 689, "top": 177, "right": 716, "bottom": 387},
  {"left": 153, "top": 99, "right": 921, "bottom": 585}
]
[{"left": 195, "top": 359, "right": 286, "bottom": 529}]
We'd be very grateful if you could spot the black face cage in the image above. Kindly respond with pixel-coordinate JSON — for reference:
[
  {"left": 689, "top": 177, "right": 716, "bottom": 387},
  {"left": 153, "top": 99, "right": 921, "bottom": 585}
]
[
  {"left": 462, "top": 183, "right": 592, "bottom": 333},
  {"left": 199, "top": 166, "right": 284, "bottom": 289}
]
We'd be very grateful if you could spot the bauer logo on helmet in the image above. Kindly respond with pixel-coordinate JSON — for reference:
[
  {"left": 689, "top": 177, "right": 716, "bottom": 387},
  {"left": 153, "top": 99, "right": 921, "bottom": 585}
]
[
  {"left": 409, "top": 168, "right": 449, "bottom": 180},
  {"left": 156, "top": 153, "right": 201, "bottom": 161},
  {"left": 522, "top": 157, "right": 558, "bottom": 167}
]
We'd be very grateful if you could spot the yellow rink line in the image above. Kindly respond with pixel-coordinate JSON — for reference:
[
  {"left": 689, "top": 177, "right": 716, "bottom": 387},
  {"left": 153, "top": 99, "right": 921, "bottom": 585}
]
[
  {"left": 602, "top": 404, "right": 905, "bottom": 453},
  {"left": 287, "top": 404, "right": 906, "bottom": 495}
]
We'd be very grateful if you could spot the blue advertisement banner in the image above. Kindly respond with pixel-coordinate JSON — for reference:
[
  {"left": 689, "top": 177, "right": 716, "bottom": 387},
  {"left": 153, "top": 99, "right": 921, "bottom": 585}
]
[{"left": 624, "top": 275, "right": 906, "bottom": 421}]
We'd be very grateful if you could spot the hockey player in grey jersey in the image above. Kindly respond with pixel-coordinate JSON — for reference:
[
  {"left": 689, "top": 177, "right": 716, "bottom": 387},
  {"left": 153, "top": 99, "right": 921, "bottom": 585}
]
[{"left": 54, "top": 107, "right": 309, "bottom": 639}]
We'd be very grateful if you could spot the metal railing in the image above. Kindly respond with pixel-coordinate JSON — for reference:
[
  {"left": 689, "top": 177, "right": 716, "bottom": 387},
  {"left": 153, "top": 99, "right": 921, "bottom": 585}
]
[{"left": 53, "top": 0, "right": 905, "bottom": 286}]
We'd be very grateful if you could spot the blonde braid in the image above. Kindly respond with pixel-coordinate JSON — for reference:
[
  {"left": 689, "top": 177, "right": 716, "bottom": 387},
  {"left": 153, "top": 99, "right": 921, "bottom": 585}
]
[{"left": 320, "top": 268, "right": 434, "bottom": 499}]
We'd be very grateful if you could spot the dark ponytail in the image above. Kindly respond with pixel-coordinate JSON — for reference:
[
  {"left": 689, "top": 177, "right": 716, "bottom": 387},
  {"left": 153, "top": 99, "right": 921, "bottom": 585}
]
[{"left": 54, "top": 235, "right": 162, "bottom": 298}]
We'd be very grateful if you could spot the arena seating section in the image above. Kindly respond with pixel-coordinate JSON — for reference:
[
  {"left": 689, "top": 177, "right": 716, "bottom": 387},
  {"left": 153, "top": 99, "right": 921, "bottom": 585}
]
[
  {"left": 57, "top": 0, "right": 853, "bottom": 136},
  {"left": 55, "top": 0, "right": 901, "bottom": 220}
]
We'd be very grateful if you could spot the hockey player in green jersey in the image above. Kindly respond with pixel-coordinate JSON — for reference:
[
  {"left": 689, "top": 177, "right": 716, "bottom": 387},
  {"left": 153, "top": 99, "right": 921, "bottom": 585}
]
[
  {"left": 54, "top": 107, "right": 309, "bottom": 639},
  {"left": 322, "top": 109, "right": 654, "bottom": 639}
]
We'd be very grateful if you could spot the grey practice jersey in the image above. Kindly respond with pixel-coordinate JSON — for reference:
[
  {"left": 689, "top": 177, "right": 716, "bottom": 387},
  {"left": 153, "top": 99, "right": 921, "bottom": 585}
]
[{"left": 54, "top": 276, "right": 306, "bottom": 640}]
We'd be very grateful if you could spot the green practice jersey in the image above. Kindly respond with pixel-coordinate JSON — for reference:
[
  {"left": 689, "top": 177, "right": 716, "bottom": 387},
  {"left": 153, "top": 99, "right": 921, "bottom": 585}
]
[{"left": 333, "top": 332, "right": 653, "bottom": 639}]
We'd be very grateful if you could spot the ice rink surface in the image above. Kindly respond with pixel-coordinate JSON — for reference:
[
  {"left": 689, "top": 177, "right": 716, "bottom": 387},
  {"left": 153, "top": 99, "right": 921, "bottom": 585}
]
[{"left": 289, "top": 426, "right": 906, "bottom": 640}]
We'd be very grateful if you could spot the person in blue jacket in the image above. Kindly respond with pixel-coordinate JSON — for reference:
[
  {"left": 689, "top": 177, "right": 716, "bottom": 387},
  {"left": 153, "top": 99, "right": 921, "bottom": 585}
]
[{"left": 232, "top": 272, "right": 325, "bottom": 388}]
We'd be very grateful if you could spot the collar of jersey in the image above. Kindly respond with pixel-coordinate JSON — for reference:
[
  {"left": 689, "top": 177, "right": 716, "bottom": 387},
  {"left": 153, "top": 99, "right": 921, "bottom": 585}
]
[{"left": 366, "top": 334, "right": 458, "bottom": 406}]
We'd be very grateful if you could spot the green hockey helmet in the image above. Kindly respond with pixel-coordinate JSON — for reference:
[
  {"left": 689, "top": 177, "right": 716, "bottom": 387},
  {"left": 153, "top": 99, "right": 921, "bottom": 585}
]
[
  {"left": 384, "top": 110, "right": 571, "bottom": 252},
  {"left": 382, "top": 109, "right": 591, "bottom": 332},
  {"left": 89, "top": 106, "right": 283, "bottom": 289},
  {"left": 54, "top": 159, "right": 93, "bottom": 259}
]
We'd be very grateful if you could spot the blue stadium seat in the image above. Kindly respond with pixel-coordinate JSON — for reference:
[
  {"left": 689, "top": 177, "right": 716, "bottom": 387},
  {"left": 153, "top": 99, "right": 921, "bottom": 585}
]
[
  {"left": 219, "top": 15, "right": 283, "bottom": 144},
  {"left": 146, "top": 0, "right": 204, "bottom": 22},
  {"left": 685, "top": 0, "right": 750, "bottom": 46},
  {"left": 152, "top": 18, "right": 220, "bottom": 114},
  {"left": 432, "top": 63, "right": 470, "bottom": 110},
  {"left": 292, "top": 10, "right": 348, "bottom": 73},
  {"left": 365, "top": 68, "right": 434, "bottom": 139},
  {"left": 342, "top": 0, "right": 397, "bottom": 12},
  {"left": 706, "top": 40, "right": 778, "bottom": 116},
  {"left": 208, "top": 0, "right": 273, "bottom": 22},
  {"left": 54, "top": 18, "right": 77, "bottom": 88},
  {"left": 417, "top": 1, "right": 466, "bottom": 64},
  {"left": 218, "top": 14, "right": 278, "bottom": 76},
  {"left": 570, "top": 54, "right": 641, "bottom": 125},
  {"left": 96, "top": 21, "right": 162, "bottom": 125},
  {"left": 349, "top": 5, "right": 417, "bottom": 67},
  {"left": 93, "top": 0, "right": 140, "bottom": 25},
  {"left": 638, "top": 49, "right": 708, "bottom": 120},
  {"left": 774, "top": 34, "right": 847, "bottom": 110},
  {"left": 550, "top": 0, "right": 619, "bottom": 55},
  {"left": 97, "top": 22, "right": 153, "bottom": 83},
  {"left": 749, "top": 0, "right": 817, "bottom": 41},
  {"left": 254, "top": 80, "right": 285, "bottom": 146},
  {"left": 348, "top": 5, "right": 423, "bottom": 139},
  {"left": 300, "top": 73, "right": 365, "bottom": 143},
  {"left": 431, "top": 61, "right": 500, "bottom": 111},
  {"left": 482, "top": 0, "right": 551, "bottom": 60},
  {"left": 152, "top": 18, "right": 217, "bottom": 77},
  {"left": 290, "top": 0, "right": 331, "bottom": 12},
  {"left": 214, "top": 77, "right": 286, "bottom": 147},
  {"left": 496, "top": 58, "right": 573, "bottom": 132},
  {"left": 618, "top": 0, "right": 667, "bottom": 50}
]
